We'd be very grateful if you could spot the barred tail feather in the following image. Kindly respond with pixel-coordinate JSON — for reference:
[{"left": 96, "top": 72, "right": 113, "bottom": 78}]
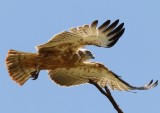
[{"left": 6, "top": 49, "right": 36, "bottom": 86}]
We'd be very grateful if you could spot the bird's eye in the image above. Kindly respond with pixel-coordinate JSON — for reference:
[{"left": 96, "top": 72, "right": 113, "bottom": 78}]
[
  {"left": 86, "top": 51, "right": 91, "bottom": 55},
  {"left": 78, "top": 51, "right": 82, "bottom": 55}
]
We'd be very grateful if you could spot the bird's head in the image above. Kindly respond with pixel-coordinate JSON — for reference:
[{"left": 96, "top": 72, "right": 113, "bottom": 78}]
[{"left": 78, "top": 49, "right": 95, "bottom": 61}]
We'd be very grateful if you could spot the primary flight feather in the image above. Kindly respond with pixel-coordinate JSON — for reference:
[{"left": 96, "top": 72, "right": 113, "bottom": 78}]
[{"left": 6, "top": 19, "right": 158, "bottom": 91}]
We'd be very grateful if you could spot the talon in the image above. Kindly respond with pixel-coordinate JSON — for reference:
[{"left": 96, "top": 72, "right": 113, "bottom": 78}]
[{"left": 30, "top": 70, "right": 40, "bottom": 80}]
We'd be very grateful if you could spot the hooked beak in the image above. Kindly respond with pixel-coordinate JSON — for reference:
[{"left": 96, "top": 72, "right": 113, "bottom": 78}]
[{"left": 91, "top": 55, "right": 95, "bottom": 59}]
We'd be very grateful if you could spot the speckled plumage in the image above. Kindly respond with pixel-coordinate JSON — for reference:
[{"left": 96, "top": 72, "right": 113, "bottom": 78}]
[{"left": 5, "top": 20, "right": 158, "bottom": 90}]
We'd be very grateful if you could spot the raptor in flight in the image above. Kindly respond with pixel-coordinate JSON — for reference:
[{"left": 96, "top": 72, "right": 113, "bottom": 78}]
[{"left": 6, "top": 20, "right": 158, "bottom": 91}]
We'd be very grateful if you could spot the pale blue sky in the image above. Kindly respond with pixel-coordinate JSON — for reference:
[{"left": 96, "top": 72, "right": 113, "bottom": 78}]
[{"left": 0, "top": 0, "right": 160, "bottom": 113}]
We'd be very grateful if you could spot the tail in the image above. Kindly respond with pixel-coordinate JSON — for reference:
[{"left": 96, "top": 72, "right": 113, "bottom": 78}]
[{"left": 6, "top": 49, "right": 37, "bottom": 86}]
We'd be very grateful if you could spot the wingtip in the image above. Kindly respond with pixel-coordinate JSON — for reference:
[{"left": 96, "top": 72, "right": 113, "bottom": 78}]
[
  {"left": 121, "top": 23, "right": 124, "bottom": 27},
  {"left": 113, "top": 19, "right": 119, "bottom": 25},
  {"left": 148, "top": 79, "right": 153, "bottom": 86},
  {"left": 92, "top": 20, "right": 98, "bottom": 24},
  {"left": 90, "top": 20, "right": 98, "bottom": 28},
  {"left": 115, "top": 19, "right": 119, "bottom": 22},
  {"left": 154, "top": 80, "right": 158, "bottom": 87},
  {"left": 138, "top": 79, "right": 158, "bottom": 90},
  {"left": 121, "top": 28, "right": 125, "bottom": 34}
]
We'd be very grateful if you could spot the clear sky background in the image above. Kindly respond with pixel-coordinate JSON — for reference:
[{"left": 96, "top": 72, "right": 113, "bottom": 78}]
[{"left": 0, "top": 0, "right": 160, "bottom": 113}]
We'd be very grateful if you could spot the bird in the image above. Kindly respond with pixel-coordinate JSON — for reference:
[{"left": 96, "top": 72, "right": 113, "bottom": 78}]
[{"left": 6, "top": 19, "right": 158, "bottom": 91}]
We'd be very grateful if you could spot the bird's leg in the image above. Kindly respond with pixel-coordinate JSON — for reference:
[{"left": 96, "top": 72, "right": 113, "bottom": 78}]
[
  {"left": 30, "top": 70, "right": 40, "bottom": 80},
  {"left": 30, "top": 65, "right": 40, "bottom": 80}
]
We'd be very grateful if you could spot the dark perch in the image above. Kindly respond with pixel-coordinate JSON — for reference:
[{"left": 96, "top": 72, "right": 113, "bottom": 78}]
[{"left": 89, "top": 80, "right": 123, "bottom": 113}]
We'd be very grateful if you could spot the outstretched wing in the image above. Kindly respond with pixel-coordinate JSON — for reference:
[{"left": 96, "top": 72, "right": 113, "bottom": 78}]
[
  {"left": 36, "top": 20, "right": 125, "bottom": 53},
  {"left": 48, "top": 62, "right": 158, "bottom": 91}
]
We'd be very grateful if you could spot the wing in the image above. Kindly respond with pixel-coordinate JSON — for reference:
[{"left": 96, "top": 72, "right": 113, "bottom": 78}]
[
  {"left": 36, "top": 19, "right": 125, "bottom": 53},
  {"left": 48, "top": 62, "right": 158, "bottom": 91}
]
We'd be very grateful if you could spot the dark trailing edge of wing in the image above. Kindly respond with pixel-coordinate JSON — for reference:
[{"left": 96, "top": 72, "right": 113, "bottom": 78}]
[{"left": 109, "top": 70, "right": 158, "bottom": 90}]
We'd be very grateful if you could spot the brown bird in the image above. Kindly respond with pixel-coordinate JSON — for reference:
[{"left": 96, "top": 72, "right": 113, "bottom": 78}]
[{"left": 6, "top": 20, "right": 158, "bottom": 91}]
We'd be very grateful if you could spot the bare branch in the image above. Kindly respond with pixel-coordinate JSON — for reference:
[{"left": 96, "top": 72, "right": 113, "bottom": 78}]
[{"left": 89, "top": 80, "right": 124, "bottom": 113}]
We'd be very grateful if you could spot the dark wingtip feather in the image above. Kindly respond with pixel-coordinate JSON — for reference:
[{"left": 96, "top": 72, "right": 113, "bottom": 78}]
[
  {"left": 153, "top": 80, "right": 158, "bottom": 87},
  {"left": 108, "top": 23, "right": 124, "bottom": 37},
  {"left": 133, "top": 80, "right": 158, "bottom": 90},
  {"left": 107, "top": 38, "right": 119, "bottom": 48},
  {"left": 98, "top": 20, "right": 111, "bottom": 30},
  {"left": 113, "top": 19, "right": 119, "bottom": 24},
  {"left": 107, "top": 28, "right": 125, "bottom": 47},
  {"left": 103, "top": 19, "right": 119, "bottom": 33},
  {"left": 112, "top": 19, "right": 119, "bottom": 26},
  {"left": 147, "top": 79, "right": 153, "bottom": 86},
  {"left": 109, "top": 28, "right": 125, "bottom": 41},
  {"left": 91, "top": 20, "right": 98, "bottom": 27}
]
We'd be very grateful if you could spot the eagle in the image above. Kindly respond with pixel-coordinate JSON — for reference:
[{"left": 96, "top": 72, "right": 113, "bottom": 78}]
[{"left": 6, "top": 19, "right": 158, "bottom": 91}]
